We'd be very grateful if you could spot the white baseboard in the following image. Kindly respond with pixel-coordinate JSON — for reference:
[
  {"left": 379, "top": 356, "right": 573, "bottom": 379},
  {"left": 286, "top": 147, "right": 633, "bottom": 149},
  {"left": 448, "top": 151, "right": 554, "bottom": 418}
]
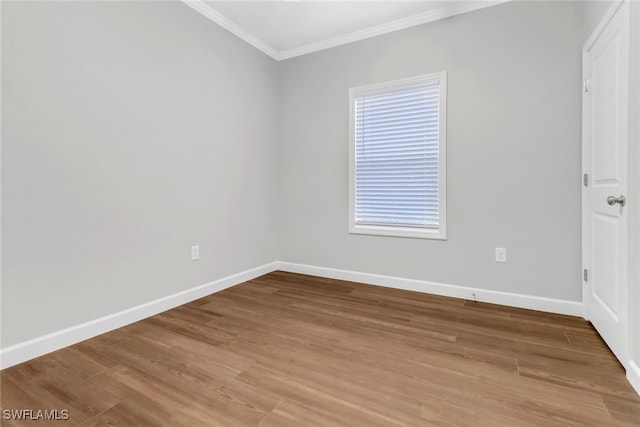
[
  {"left": 274, "top": 261, "right": 583, "bottom": 317},
  {"left": 627, "top": 360, "right": 640, "bottom": 395},
  {"left": 0, "top": 262, "right": 278, "bottom": 370},
  {"left": 0, "top": 260, "right": 585, "bottom": 370}
]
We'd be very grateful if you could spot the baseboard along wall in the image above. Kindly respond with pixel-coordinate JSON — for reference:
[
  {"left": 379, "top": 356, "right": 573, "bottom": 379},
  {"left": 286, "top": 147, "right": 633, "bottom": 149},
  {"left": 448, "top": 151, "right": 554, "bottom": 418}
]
[
  {"left": 0, "top": 262, "right": 278, "bottom": 370},
  {"left": 275, "top": 261, "right": 584, "bottom": 317},
  {"left": 1, "top": 260, "right": 583, "bottom": 370}
]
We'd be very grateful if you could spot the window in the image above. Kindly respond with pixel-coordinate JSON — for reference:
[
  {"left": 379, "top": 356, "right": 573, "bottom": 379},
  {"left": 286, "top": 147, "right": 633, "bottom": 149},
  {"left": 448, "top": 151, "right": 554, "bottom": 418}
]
[{"left": 349, "top": 72, "right": 447, "bottom": 239}]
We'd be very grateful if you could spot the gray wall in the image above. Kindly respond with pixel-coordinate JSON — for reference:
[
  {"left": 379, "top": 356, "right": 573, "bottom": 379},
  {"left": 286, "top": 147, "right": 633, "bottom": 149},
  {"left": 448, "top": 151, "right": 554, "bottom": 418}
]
[
  {"left": 1, "top": 1, "right": 278, "bottom": 347},
  {"left": 2, "top": 0, "right": 589, "bottom": 350},
  {"left": 278, "top": 1, "right": 584, "bottom": 301}
]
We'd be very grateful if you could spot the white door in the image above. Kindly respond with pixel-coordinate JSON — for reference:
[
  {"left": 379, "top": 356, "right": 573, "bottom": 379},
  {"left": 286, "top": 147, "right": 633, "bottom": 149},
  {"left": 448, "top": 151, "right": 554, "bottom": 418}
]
[{"left": 583, "top": 0, "right": 629, "bottom": 364}]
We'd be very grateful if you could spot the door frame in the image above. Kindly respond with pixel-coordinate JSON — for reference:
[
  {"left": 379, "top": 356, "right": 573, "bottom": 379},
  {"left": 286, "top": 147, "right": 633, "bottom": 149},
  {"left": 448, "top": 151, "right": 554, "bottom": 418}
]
[
  {"left": 582, "top": 0, "right": 639, "bottom": 394},
  {"left": 581, "top": 0, "right": 628, "bottom": 358},
  {"left": 625, "top": 0, "right": 640, "bottom": 395}
]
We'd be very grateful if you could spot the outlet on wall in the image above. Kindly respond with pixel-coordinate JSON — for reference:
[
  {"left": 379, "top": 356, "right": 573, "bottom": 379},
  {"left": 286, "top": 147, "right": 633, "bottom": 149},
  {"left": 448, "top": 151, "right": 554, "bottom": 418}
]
[
  {"left": 191, "top": 245, "right": 200, "bottom": 261},
  {"left": 495, "top": 247, "right": 507, "bottom": 263}
]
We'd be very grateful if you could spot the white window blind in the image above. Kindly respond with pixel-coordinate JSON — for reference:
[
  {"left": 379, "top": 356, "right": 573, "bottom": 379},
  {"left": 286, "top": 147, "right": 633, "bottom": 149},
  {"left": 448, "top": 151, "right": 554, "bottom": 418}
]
[{"left": 349, "top": 73, "right": 446, "bottom": 239}]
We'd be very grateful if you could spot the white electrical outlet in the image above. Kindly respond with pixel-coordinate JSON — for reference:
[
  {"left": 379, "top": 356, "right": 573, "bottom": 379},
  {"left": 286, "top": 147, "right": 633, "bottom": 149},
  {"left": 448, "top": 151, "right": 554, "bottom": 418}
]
[
  {"left": 191, "top": 245, "right": 200, "bottom": 261},
  {"left": 495, "top": 247, "right": 507, "bottom": 263}
]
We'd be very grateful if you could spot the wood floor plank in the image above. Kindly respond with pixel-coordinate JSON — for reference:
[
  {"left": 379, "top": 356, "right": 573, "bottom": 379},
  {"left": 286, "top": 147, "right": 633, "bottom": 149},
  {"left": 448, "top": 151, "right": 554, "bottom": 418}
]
[
  {"left": 237, "top": 341, "right": 442, "bottom": 421},
  {"left": 237, "top": 362, "right": 420, "bottom": 427},
  {"left": 46, "top": 346, "right": 114, "bottom": 380},
  {"left": 1, "top": 358, "right": 119, "bottom": 426},
  {"left": 258, "top": 398, "right": 360, "bottom": 427},
  {"left": 1, "top": 271, "right": 638, "bottom": 426},
  {"left": 77, "top": 401, "right": 164, "bottom": 427}
]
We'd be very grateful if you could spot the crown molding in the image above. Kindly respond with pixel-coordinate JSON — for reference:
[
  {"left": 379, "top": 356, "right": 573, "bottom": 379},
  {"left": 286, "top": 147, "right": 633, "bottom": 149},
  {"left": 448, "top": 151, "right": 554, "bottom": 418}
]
[
  {"left": 181, "top": 0, "right": 280, "bottom": 60},
  {"left": 182, "top": 0, "right": 511, "bottom": 61},
  {"left": 277, "top": 1, "right": 510, "bottom": 60}
]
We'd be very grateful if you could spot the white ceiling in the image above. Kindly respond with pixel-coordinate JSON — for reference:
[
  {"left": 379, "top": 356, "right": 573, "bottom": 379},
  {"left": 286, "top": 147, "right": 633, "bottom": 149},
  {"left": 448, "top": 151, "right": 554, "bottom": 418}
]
[{"left": 182, "top": 1, "right": 510, "bottom": 60}]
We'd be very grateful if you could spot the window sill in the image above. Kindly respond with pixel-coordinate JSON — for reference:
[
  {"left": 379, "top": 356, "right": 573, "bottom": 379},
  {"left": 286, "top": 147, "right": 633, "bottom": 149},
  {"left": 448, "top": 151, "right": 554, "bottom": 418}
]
[{"left": 349, "top": 224, "right": 447, "bottom": 240}]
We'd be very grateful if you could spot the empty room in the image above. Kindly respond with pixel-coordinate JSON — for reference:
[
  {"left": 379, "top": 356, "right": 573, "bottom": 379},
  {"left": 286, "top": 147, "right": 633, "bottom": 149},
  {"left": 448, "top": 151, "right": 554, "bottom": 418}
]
[{"left": 2, "top": 0, "right": 640, "bottom": 425}]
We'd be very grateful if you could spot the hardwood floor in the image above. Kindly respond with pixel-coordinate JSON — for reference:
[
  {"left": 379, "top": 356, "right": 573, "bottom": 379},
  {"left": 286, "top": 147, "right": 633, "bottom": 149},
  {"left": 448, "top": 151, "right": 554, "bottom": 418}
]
[{"left": 2, "top": 271, "right": 639, "bottom": 426}]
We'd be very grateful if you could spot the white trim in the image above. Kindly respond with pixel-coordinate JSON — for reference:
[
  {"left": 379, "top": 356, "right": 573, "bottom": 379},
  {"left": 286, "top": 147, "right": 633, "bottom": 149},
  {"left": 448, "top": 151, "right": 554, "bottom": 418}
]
[
  {"left": 584, "top": 0, "right": 625, "bottom": 51},
  {"left": 349, "top": 224, "right": 447, "bottom": 241},
  {"left": 627, "top": 360, "right": 640, "bottom": 395},
  {"left": 275, "top": 262, "right": 583, "bottom": 317},
  {"left": 181, "top": 0, "right": 510, "bottom": 61},
  {"left": 0, "top": 262, "right": 278, "bottom": 369},
  {"left": 180, "top": 0, "right": 279, "bottom": 59},
  {"left": 276, "top": 1, "right": 509, "bottom": 60}
]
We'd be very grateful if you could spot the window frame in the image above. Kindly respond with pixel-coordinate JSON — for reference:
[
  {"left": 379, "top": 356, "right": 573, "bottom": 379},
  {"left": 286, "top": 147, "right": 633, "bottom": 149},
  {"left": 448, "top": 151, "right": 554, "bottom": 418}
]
[{"left": 348, "top": 72, "right": 447, "bottom": 240}]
